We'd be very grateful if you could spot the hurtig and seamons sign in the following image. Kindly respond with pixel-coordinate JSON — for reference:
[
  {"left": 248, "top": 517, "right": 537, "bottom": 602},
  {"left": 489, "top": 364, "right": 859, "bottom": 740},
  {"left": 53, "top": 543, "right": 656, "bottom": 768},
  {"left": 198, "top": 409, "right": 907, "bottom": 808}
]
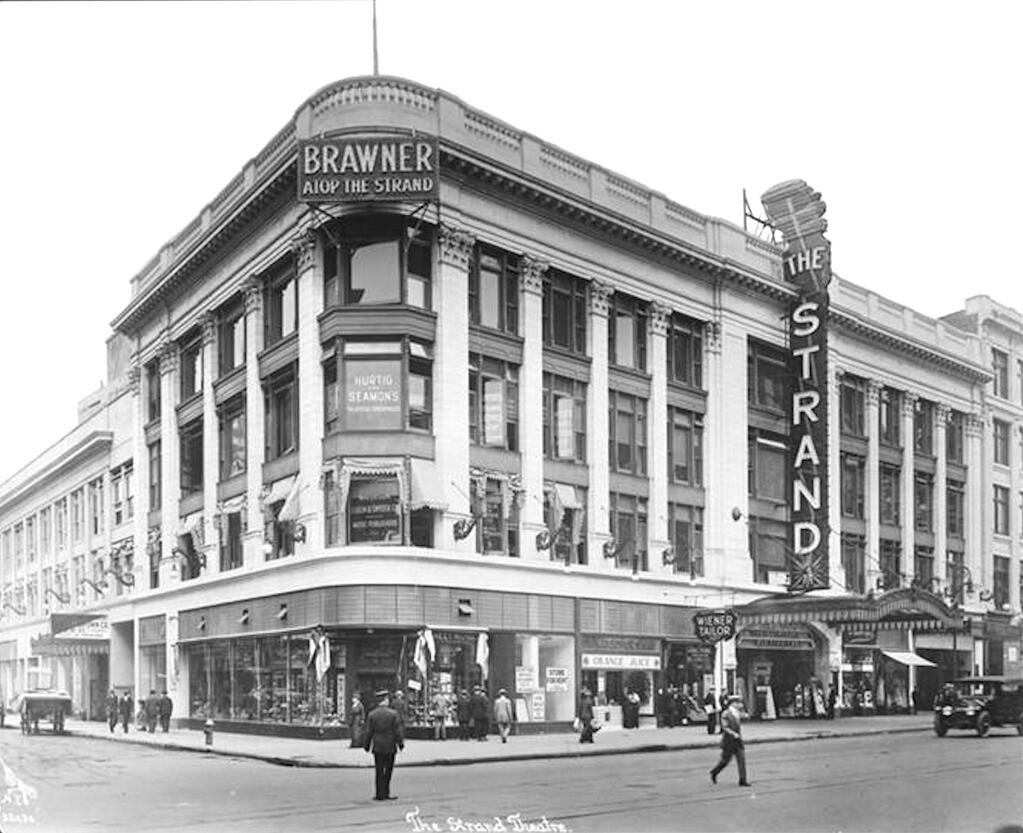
[{"left": 298, "top": 135, "right": 438, "bottom": 202}]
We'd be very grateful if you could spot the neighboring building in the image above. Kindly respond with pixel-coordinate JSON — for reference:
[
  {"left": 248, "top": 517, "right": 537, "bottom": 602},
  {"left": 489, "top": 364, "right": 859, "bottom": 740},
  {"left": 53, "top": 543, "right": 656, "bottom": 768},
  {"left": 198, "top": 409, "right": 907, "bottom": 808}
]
[{"left": 0, "top": 76, "right": 1019, "bottom": 732}]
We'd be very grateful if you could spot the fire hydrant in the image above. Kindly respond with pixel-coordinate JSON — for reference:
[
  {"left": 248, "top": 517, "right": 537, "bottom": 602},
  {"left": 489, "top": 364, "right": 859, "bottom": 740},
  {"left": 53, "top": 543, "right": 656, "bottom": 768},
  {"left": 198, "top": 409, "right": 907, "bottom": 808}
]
[{"left": 203, "top": 718, "right": 215, "bottom": 746}]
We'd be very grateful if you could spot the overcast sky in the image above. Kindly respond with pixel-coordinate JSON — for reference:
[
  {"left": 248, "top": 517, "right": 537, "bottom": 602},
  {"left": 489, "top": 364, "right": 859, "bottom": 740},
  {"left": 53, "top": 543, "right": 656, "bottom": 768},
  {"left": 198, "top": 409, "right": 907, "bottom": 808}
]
[{"left": 0, "top": 0, "right": 1019, "bottom": 484}]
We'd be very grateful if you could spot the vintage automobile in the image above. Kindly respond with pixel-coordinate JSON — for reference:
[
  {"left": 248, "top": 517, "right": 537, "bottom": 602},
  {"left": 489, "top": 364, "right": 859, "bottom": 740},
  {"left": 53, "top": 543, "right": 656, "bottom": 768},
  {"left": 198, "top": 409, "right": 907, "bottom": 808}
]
[
  {"left": 15, "top": 689, "right": 72, "bottom": 735},
  {"left": 933, "top": 676, "right": 1023, "bottom": 737}
]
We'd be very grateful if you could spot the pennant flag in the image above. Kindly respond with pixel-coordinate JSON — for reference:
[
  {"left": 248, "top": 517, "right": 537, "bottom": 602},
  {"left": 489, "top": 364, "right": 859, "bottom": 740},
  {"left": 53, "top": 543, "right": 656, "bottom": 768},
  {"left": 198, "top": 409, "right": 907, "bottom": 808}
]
[
  {"left": 423, "top": 627, "right": 435, "bottom": 662},
  {"left": 315, "top": 631, "right": 331, "bottom": 681},
  {"left": 476, "top": 632, "right": 489, "bottom": 681},
  {"left": 413, "top": 632, "right": 428, "bottom": 678}
]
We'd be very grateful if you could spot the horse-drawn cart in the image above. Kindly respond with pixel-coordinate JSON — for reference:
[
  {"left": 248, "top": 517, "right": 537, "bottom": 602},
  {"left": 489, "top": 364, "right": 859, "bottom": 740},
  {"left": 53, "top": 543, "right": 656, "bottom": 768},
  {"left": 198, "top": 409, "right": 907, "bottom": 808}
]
[{"left": 16, "top": 690, "right": 72, "bottom": 735}]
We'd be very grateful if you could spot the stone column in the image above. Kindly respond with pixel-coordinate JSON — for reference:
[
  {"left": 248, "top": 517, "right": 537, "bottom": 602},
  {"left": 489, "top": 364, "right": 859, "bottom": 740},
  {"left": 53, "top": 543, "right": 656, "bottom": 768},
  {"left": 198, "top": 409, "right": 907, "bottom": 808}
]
[
  {"left": 243, "top": 276, "right": 266, "bottom": 566},
  {"left": 965, "top": 411, "right": 985, "bottom": 588},
  {"left": 293, "top": 225, "right": 324, "bottom": 554},
  {"left": 901, "top": 393, "right": 917, "bottom": 584},
  {"left": 935, "top": 404, "right": 950, "bottom": 586},
  {"left": 519, "top": 254, "right": 548, "bottom": 560},
  {"left": 158, "top": 337, "right": 180, "bottom": 585},
  {"left": 648, "top": 301, "right": 670, "bottom": 576},
  {"left": 201, "top": 312, "right": 219, "bottom": 576},
  {"left": 1010, "top": 425, "right": 1022, "bottom": 613},
  {"left": 587, "top": 281, "right": 612, "bottom": 564},
  {"left": 128, "top": 359, "right": 147, "bottom": 587},
  {"left": 865, "top": 380, "right": 882, "bottom": 591},
  {"left": 435, "top": 226, "right": 475, "bottom": 552}
]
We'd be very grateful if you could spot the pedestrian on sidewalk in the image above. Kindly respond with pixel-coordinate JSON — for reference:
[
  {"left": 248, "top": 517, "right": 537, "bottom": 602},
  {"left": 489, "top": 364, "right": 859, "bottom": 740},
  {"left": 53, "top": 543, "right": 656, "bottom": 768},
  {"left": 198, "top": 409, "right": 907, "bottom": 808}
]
[
  {"left": 349, "top": 695, "right": 366, "bottom": 748},
  {"left": 456, "top": 689, "right": 472, "bottom": 741},
  {"left": 363, "top": 689, "right": 404, "bottom": 801},
  {"left": 106, "top": 690, "right": 119, "bottom": 733},
  {"left": 577, "top": 686, "right": 596, "bottom": 744},
  {"left": 135, "top": 698, "right": 147, "bottom": 731},
  {"left": 118, "top": 692, "right": 133, "bottom": 733},
  {"left": 144, "top": 690, "right": 160, "bottom": 733},
  {"left": 431, "top": 690, "right": 449, "bottom": 741},
  {"left": 704, "top": 687, "right": 718, "bottom": 735},
  {"left": 471, "top": 686, "right": 490, "bottom": 741},
  {"left": 493, "top": 689, "right": 513, "bottom": 743},
  {"left": 709, "top": 695, "right": 750, "bottom": 787},
  {"left": 159, "top": 691, "right": 173, "bottom": 732}
]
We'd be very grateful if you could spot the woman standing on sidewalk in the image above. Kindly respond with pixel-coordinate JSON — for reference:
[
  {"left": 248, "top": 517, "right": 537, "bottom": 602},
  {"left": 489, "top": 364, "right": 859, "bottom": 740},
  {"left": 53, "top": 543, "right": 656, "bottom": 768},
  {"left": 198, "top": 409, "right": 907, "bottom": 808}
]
[{"left": 349, "top": 695, "right": 366, "bottom": 748}]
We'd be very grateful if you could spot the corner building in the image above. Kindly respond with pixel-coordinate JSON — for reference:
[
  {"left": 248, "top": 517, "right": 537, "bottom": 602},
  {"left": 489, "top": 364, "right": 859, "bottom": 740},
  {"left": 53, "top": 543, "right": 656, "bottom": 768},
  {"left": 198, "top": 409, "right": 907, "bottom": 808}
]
[{"left": 1, "top": 76, "right": 1020, "bottom": 734}]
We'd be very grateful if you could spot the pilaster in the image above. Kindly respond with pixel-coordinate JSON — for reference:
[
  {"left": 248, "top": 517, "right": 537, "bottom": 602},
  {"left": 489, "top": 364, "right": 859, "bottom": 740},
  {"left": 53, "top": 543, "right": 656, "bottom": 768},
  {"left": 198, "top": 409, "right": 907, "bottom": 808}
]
[
  {"left": 1009, "top": 425, "right": 1022, "bottom": 613},
  {"left": 865, "top": 380, "right": 882, "bottom": 591},
  {"left": 158, "top": 337, "right": 180, "bottom": 585},
  {"left": 587, "top": 280, "right": 612, "bottom": 564},
  {"left": 201, "top": 312, "right": 219, "bottom": 576},
  {"left": 901, "top": 392, "right": 917, "bottom": 583},
  {"left": 129, "top": 357, "right": 147, "bottom": 587},
  {"left": 436, "top": 225, "right": 475, "bottom": 552},
  {"left": 519, "top": 254, "right": 548, "bottom": 559},
  {"left": 965, "top": 411, "right": 985, "bottom": 589},
  {"left": 648, "top": 301, "right": 670, "bottom": 575},
  {"left": 935, "top": 404, "right": 950, "bottom": 587},
  {"left": 293, "top": 225, "right": 324, "bottom": 554},
  {"left": 243, "top": 275, "right": 266, "bottom": 566}
]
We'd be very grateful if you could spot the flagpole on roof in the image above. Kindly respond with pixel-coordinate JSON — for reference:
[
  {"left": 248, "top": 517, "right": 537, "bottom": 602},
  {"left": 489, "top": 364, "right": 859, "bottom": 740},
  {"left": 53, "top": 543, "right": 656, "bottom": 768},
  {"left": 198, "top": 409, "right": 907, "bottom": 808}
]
[{"left": 372, "top": 0, "right": 379, "bottom": 75}]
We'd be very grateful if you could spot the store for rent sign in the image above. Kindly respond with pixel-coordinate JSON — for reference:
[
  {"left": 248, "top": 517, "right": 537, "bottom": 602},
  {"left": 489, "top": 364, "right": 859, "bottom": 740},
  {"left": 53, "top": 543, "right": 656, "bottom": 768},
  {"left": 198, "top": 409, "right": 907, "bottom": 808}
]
[
  {"left": 761, "top": 180, "right": 832, "bottom": 593},
  {"left": 344, "top": 359, "right": 401, "bottom": 431},
  {"left": 298, "top": 135, "right": 438, "bottom": 202}
]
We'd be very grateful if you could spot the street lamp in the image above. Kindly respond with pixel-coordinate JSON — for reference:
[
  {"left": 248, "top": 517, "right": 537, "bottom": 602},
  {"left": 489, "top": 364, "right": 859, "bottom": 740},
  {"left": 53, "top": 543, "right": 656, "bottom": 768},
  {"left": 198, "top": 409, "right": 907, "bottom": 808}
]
[{"left": 943, "top": 564, "right": 975, "bottom": 680}]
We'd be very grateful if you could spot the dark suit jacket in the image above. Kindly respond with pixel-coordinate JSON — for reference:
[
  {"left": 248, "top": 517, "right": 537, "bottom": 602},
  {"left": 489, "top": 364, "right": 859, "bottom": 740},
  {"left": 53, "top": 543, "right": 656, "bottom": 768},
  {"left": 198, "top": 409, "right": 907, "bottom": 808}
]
[{"left": 363, "top": 705, "right": 404, "bottom": 755}]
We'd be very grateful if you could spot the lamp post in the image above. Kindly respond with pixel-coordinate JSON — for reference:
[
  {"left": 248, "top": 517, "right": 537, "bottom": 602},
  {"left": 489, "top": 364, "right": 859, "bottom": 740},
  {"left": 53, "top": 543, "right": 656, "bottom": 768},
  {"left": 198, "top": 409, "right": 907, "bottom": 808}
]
[{"left": 943, "top": 564, "right": 975, "bottom": 681}]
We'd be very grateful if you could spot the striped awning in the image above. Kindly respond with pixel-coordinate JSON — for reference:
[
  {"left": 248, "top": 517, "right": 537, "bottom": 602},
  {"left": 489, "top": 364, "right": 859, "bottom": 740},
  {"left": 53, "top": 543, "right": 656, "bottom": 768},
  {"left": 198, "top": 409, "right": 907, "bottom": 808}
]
[
  {"left": 737, "top": 587, "right": 961, "bottom": 630},
  {"left": 31, "top": 634, "right": 109, "bottom": 657}
]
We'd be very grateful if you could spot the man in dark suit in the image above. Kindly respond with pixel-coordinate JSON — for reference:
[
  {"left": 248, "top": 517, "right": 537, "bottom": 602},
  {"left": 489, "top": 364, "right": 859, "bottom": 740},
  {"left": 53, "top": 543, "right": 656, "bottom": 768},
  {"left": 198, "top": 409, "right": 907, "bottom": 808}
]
[
  {"left": 363, "top": 690, "right": 404, "bottom": 801},
  {"left": 709, "top": 695, "right": 750, "bottom": 787}
]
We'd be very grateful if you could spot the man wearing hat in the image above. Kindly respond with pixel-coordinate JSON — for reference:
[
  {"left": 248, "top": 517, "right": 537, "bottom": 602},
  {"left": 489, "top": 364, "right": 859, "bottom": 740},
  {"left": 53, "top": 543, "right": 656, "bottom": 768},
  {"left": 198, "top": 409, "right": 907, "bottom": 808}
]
[
  {"left": 363, "top": 689, "right": 405, "bottom": 800},
  {"left": 709, "top": 695, "right": 750, "bottom": 787},
  {"left": 493, "top": 688, "right": 514, "bottom": 743},
  {"left": 471, "top": 685, "right": 490, "bottom": 741}
]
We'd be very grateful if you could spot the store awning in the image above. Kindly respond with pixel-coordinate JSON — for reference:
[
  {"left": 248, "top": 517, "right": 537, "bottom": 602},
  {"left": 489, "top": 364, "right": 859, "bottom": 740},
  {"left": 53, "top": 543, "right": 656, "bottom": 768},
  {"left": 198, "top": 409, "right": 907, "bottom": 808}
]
[
  {"left": 554, "top": 483, "right": 581, "bottom": 510},
  {"left": 881, "top": 651, "right": 936, "bottom": 668},
  {"left": 50, "top": 612, "right": 105, "bottom": 636},
  {"left": 278, "top": 477, "right": 303, "bottom": 522},
  {"left": 262, "top": 475, "right": 296, "bottom": 509},
  {"left": 409, "top": 460, "right": 447, "bottom": 511}
]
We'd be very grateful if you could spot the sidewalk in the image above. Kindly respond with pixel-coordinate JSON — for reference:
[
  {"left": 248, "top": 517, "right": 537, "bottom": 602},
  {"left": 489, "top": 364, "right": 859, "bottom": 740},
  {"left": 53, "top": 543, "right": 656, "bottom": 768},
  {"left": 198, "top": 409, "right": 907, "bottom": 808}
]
[{"left": 59, "top": 713, "right": 936, "bottom": 769}]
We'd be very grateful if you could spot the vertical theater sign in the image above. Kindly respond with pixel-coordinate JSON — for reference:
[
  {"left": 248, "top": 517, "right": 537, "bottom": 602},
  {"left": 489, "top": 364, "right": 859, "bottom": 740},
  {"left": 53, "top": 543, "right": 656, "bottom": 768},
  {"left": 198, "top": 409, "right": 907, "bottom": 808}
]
[{"left": 761, "top": 181, "right": 831, "bottom": 592}]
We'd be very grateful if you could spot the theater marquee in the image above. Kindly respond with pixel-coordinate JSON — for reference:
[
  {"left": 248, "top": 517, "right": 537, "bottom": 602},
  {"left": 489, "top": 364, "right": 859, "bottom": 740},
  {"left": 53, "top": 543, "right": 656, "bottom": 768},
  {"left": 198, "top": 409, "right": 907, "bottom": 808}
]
[
  {"left": 761, "top": 180, "right": 832, "bottom": 592},
  {"left": 297, "top": 134, "right": 439, "bottom": 202}
]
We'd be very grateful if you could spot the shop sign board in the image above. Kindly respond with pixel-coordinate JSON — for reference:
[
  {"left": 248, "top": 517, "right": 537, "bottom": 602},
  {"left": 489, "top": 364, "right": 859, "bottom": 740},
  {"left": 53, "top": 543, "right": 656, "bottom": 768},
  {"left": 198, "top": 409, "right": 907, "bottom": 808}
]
[
  {"left": 515, "top": 666, "right": 538, "bottom": 691},
  {"left": 736, "top": 627, "right": 815, "bottom": 652},
  {"left": 545, "top": 667, "right": 569, "bottom": 692},
  {"left": 348, "top": 488, "right": 401, "bottom": 543},
  {"left": 581, "top": 654, "right": 661, "bottom": 670},
  {"left": 344, "top": 358, "right": 402, "bottom": 431},
  {"left": 529, "top": 690, "right": 546, "bottom": 721},
  {"left": 55, "top": 619, "right": 110, "bottom": 641},
  {"left": 761, "top": 180, "right": 832, "bottom": 593},
  {"left": 692, "top": 609, "right": 737, "bottom": 644},
  {"left": 298, "top": 135, "right": 439, "bottom": 202}
]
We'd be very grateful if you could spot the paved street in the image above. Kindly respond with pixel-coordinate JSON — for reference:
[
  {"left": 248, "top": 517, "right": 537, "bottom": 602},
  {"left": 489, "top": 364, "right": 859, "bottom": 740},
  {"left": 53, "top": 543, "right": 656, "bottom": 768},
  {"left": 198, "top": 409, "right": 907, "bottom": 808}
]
[{"left": 1, "top": 722, "right": 1020, "bottom": 833}]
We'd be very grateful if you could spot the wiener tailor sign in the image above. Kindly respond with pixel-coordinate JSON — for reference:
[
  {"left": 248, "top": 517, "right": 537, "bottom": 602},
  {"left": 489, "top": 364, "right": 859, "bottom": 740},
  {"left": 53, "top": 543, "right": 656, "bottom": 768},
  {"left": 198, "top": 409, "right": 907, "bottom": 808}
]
[
  {"left": 344, "top": 359, "right": 401, "bottom": 430},
  {"left": 693, "top": 609, "right": 738, "bottom": 644},
  {"left": 761, "top": 180, "right": 831, "bottom": 592},
  {"left": 298, "top": 135, "right": 438, "bottom": 202}
]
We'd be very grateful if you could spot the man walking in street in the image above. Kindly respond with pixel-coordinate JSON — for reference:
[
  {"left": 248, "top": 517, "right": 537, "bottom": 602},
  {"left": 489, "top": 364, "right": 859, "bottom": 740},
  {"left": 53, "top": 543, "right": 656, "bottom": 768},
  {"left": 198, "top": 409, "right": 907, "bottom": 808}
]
[
  {"left": 710, "top": 695, "right": 750, "bottom": 787},
  {"left": 362, "top": 689, "right": 404, "bottom": 801},
  {"left": 106, "top": 690, "right": 119, "bottom": 733},
  {"left": 158, "top": 690, "right": 173, "bottom": 732},
  {"left": 493, "top": 688, "right": 513, "bottom": 743},
  {"left": 118, "top": 691, "right": 133, "bottom": 733},
  {"left": 144, "top": 689, "right": 160, "bottom": 733}
]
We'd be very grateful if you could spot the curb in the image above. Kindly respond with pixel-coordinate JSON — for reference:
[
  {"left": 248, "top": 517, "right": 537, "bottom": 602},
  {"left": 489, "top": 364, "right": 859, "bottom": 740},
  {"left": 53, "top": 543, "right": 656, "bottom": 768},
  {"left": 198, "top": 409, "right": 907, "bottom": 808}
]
[{"left": 66, "top": 724, "right": 933, "bottom": 769}]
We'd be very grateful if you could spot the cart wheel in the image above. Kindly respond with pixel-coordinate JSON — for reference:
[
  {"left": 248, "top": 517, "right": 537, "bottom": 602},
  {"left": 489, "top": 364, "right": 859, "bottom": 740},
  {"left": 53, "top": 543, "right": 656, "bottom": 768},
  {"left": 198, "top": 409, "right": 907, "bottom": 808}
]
[{"left": 976, "top": 711, "right": 991, "bottom": 737}]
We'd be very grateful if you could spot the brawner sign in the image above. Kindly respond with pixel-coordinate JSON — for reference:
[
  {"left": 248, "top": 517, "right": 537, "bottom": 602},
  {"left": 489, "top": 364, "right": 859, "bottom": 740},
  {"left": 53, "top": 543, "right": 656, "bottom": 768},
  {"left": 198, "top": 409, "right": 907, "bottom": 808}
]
[
  {"left": 761, "top": 180, "right": 831, "bottom": 592},
  {"left": 298, "top": 134, "right": 438, "bottom": 202}
]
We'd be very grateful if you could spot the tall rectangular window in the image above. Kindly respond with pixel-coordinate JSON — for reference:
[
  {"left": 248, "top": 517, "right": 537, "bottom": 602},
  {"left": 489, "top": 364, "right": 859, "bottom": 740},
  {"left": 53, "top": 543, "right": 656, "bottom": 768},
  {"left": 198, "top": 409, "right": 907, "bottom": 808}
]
[
  {"left": 946, "top": 550, "right": 965, "bottom": 604},
  {"left": 840, "top": 378, "right": 866, "bottom": 437},
  {"left": 914, "top": 546, "right": 934, "bottom": 586},
  {"left": 264, "top": 364, "right": 298, "bottom": 460},
  {"left": 668, "top": 503, "right": 703, "bottom": 579},
  {"left": 111, "top": 463, "right": 134, "bottom": 526},
  {"left": 220, "top": 513, "right": 244, "bottom": 572},
  {"left": 468, "top": 354, "right": 519, "bottom": 451},
  {"left": 747, "top": 340, "right": 787, "bottom": 412},
  {"left": 542, "top": 270, "right": 587, "bottom": 355},
  {"left": 264, "top": 264, "right": 297, "bottom": 346},
  {"left": 55, "top": 498, "right": 67, "bottom": 549},
  {"left": 878, "top": 388, "right": 901, "bottom": 446},
  {"left": 914, "top": 399, "right": 934, "bottom": 456},
  {"left": 993, "top": 556, "right": 1010, "bottom": 609},
  {"left": 148, "top": 442, "right": 162, "bottom": 508},
  {"left": 179, "top": 333, "right": 203, "bottom": 400},
  {"left": 749, "top": 516, "right": 788, "bottom": 584},
  {"left": 993, "top": 418, "right": 1010, "bottom": 465},
  {"left": 879, "top": 539, "right": 901, "bottom": 589},
  {"left": 608, "top": 391, "right": 647, "bottom": 475},
  {"left": 947, "top": 480, "right": 965, "bottom": 537},
  {"left": 841, "top": 535, "right": 866, "bottom": 594},
  {"left": 219, "top": 298, "right": 246, "bottom": 375},
  {"left": 609, "top": 492, "right": 648, "bottom": 572},
  {"left": 994, "top": 485, "right": 1010, "bottom": 535},
  {"left": 88, "top": 478, "right": 104, "bottom": 536},
  {"left": 542, "top": 373, "right": 586, "bottom": 462},
  {"left": 668, "top": 407, "right": 703, "bottom": 486},
  {"left": 25, "top": 517, "right": 35, "bottom": 562},
  {"left": 218, "top": 396, "right": 246, "bottom": 479},
  {"left": 666, "top": 313, "right": 703, "bottom": 389},
  {"left": 39, "top": 507, "right": 50, "bottom": 555},
  {"left": 841, "top": 454, "right": 865, "bottom": 519},
  {"left": 748, "top": 432, "right": 786, "bottom": 502},
  {"left": 608, "top": 293, "right": 647, "bottom": 371},
  {"left": 992, "top": 348, "right": 1009, "bottom": 398},
  {"left": 146, "top": 361, "right": 161, "bottom": 423},
  {"left": 946, "top": 410, "right": 964, "bottom": 464},
  {"left": 471, "top": 476, "right": 519, "bottom": 557},
  {"left": 469, "top": 246, "right": 519, "bottom": 335},
  {"left": 914, "top": 472, "right": 933, "bottom": 533},
  {"left": 180, "top": 420, "right": 204, "bottom": 496},
  {"left": 879, "top": 463, "right": 901, "bottom": 524}
]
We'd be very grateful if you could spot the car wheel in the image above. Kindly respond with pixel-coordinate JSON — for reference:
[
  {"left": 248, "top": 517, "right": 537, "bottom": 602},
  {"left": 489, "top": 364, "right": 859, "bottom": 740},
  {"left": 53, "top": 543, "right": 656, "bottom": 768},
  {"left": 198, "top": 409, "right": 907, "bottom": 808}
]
[
  {"left": 976, "top": 711, "right": 991, "bottom": 737},
  {"left": 934, "top": 720, "right": 947, "bottom": 737}
]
